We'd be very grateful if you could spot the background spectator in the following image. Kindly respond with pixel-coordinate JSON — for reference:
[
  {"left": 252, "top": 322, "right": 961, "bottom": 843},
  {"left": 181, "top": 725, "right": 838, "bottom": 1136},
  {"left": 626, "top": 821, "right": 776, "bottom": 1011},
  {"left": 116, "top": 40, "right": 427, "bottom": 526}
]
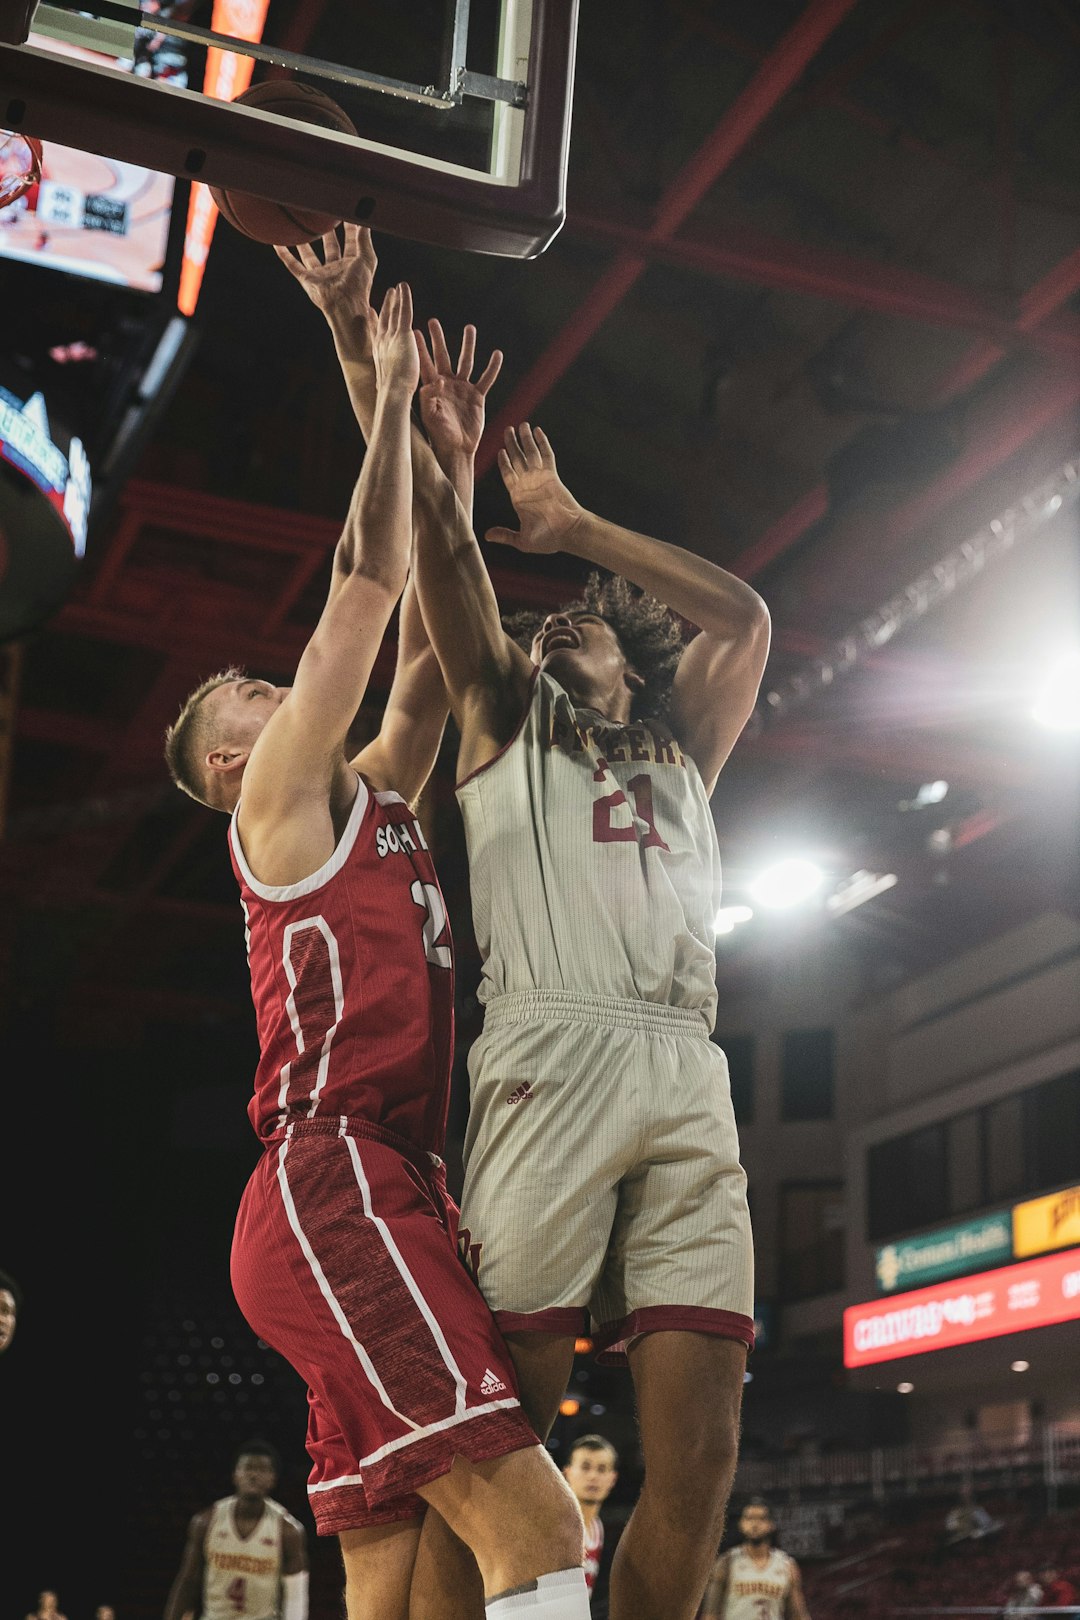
[{"left": 1039, "top": 1566, "right": 1080, "bottom": 1608}]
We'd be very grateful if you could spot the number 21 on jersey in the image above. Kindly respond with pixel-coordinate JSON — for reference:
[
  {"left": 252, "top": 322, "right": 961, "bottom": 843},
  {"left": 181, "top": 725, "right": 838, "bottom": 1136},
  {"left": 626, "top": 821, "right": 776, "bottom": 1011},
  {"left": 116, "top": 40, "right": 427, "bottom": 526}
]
[{"left": 592, "top": 768, "right": 669, "bottom": 851}]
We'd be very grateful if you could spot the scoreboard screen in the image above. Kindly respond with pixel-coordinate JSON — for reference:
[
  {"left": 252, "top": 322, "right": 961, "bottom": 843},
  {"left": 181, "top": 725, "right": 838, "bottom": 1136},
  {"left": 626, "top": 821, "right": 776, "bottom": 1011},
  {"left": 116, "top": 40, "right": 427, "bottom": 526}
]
[{"left": 0, "top": 34, "right": 177, "bottom": 293}]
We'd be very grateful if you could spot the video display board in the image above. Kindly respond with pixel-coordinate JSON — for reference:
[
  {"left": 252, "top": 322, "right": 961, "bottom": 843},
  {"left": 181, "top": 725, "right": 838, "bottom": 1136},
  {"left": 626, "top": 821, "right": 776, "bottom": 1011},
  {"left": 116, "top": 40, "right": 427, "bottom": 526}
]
[
  {"left": 845, "top": 1246, "right": 1080, "bottom": 1367},
  {"left": 0, "top": 34, "right": 177, "bottom": 292}
]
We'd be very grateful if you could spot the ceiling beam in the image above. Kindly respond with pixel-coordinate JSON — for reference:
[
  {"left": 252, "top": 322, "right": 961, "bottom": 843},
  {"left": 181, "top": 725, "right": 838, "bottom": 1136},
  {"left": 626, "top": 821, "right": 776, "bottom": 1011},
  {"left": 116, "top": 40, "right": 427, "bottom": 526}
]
[
  {"left": 568, "top": 213, "right": 1080, "bottom": 354},
  {"left": 477, "top": 0, "right": 861, "bottom": 476},
  {"left": 731, "top": 241, "right": 1080, "bottom": 580}
]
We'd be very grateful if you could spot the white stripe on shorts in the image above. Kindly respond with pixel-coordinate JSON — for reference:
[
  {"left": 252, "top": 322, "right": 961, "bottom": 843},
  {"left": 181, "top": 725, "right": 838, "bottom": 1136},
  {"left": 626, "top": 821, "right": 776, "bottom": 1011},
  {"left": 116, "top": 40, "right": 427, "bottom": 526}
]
[
  {"left": 275, "top": 1139, "right": 422, "bottom": 1432},
  {"left": 308, "top": 1396, "right": 523, "bottom": 1488},
  {"left": 343, "top": 1134, "right": 470, "bottom": 1417}
]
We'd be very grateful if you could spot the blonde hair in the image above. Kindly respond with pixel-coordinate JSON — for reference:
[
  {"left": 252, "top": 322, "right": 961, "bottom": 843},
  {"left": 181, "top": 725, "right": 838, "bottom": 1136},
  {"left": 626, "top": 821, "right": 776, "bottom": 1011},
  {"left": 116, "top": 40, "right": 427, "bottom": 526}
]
[{"left": 163, "top": 666, "right": 246, "bottom": 808}]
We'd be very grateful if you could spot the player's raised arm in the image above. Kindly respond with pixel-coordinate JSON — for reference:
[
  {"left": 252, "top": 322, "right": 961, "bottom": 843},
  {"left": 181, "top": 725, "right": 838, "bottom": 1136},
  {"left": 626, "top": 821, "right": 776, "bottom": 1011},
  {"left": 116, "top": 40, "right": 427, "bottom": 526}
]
[
  {"left": 354, "top": 317, "right": 505, "bottom": 800},
  {"left": 230, "top": 284, "right": 418, "bottom": 881},
  {"left": 162, "top": 1509, "right": 209, "bottom": 1620},
  {"left": 488, "top": 423, "right": 771, "bottom": 794},
  {"left": 407, "top": 323, "right": 533, "bottom": 778}
]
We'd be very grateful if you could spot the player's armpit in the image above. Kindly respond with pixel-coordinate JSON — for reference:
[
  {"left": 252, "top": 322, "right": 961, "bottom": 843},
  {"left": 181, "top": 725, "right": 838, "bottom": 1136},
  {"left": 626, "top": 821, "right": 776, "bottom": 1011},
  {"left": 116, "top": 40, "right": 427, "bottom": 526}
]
[{"left": 668, "top": 609, "right": 771, "bottom": 796}]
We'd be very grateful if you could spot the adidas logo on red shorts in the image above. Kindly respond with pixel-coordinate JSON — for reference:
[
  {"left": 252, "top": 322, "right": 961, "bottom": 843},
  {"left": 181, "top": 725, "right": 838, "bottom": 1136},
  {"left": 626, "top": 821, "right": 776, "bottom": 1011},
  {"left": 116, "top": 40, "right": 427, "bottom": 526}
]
[
  {"left": 480, "top": 1368, "right": 507, "bottom": 1395},
  {"left": 506, "top": 1081, "right": 533, "bottom": 1104}
]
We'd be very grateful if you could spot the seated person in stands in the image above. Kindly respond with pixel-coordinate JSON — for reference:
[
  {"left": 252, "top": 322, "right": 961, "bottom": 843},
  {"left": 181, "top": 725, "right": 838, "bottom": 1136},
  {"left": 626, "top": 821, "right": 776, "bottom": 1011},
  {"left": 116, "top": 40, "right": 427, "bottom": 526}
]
[
  {"left": 1002, "top": 1570, "right": 1043, "bottom": 1615},
  {"left": 943, "top": 1484, "right": 999, "bottom": 1546},
  {"left": 1039, "top": 1565, "right": 1080, "bottom": 1608}
]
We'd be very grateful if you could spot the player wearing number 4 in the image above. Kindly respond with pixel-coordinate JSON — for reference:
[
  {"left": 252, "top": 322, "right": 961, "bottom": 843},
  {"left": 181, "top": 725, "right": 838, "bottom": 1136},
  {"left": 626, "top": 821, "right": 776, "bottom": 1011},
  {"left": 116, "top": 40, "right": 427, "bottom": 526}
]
[
  {"left": 162, "top": 1440, "right": 308, "bottom": 1620},
  {"left": 700, "top": 1499, "right": 812, "bottom": 1620},
  {"left": 409, "top": 371, "right": 770, "bottom": 1620},
  {"left": 163, "top": 236, "right": 588, "bottom": 1620}
]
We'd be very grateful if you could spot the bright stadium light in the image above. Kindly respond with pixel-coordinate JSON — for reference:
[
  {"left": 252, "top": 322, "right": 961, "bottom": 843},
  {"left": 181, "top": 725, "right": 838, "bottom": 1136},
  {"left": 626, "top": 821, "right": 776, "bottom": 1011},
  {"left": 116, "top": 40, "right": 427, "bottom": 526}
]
[
  {"left": 897, "top": 1381, "right": 914, "bottom": 1394},
  {"left": 1011, "top": 1360, "right": 1030, "bottom": 1373},
  {"left": 714, "top": 905, "right": 754, "bottom": 935},
  {"left": 750, "top": 858, "right": 825, "bottom": 909},
  {"left": 1033, "top": 650, "right": 1080, "bottom": 731}
]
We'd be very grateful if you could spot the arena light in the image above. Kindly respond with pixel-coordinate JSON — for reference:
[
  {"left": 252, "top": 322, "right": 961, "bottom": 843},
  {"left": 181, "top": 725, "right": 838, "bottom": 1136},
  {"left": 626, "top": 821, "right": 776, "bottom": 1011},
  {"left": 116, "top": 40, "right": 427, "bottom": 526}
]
[
  {"left": 1032, "top": 650, "right": 1080, "bottom": 732},
  {"left": 714, "top": 904, "right": 753, "bottom": 935},
  {"left": 1011, "top": 1360, "right": 1029, "bottom": 1373},
  {"left": 826, "top": 870, "right": 898, "bottom": 917},
  {"left": 897, "top": 1381, "right": 914, "bottom": 1394},
  {"left": 750, "top": 858, "right": 824, "bottom": 910}
]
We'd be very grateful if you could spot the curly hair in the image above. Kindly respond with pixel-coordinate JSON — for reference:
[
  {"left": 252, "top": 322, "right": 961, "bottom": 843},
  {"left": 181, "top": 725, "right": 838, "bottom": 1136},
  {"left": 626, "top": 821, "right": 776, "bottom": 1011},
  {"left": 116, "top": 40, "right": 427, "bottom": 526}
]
[{"left": 503, "top": 572, "right": 685, "bottom": 721}]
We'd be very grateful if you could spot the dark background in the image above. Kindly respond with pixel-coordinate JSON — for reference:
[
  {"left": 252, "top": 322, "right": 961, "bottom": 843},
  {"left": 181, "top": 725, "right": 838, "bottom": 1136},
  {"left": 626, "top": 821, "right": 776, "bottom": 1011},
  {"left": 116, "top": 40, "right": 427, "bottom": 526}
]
[{"left": 2, "top": 0, "right": 1080, "bottom": 1612}]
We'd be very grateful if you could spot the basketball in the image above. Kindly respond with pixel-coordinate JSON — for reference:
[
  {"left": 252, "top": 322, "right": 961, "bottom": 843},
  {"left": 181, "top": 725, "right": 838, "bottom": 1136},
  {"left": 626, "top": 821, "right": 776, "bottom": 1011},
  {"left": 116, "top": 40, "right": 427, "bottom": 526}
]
[{"left": 209, "top": 82, "right": 357, "bottom": 246}]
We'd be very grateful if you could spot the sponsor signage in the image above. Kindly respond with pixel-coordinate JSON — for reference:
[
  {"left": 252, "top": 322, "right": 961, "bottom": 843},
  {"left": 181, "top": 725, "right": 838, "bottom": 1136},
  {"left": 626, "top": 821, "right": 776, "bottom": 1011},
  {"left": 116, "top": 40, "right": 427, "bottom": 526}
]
[
  {"left": 844, "top": 1246, "right": 1080, "bottom": 1368},
  {"left": 0, "top": 386, "right": 90, "bottom": 555},
  {"left": 1014, "top": 1184, "right": 1080, "bottom": 1260},
  {"left": 178, "top": 0, "right": 271, "bottom": 316},
  {"left": 875, "top": 1213, "right": 1013, "bottom": 1293}
]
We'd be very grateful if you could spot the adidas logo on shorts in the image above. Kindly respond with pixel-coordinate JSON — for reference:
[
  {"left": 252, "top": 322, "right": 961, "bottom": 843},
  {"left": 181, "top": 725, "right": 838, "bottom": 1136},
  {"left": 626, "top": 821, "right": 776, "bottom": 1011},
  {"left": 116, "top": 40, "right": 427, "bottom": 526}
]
[
  {"left": 506, "top": 1081, "right": 533, "bottom": 1104},
  {"left": 480, "top": 1368, "right": 507, "bottom": 1395}
]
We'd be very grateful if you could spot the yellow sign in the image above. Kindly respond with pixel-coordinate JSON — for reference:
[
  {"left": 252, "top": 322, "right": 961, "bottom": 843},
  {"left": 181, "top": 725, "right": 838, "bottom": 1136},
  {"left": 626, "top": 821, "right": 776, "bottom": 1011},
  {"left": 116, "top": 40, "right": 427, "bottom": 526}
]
[{"left": 1013, "top": 1184, "right": 1080, "bottom": 1259}]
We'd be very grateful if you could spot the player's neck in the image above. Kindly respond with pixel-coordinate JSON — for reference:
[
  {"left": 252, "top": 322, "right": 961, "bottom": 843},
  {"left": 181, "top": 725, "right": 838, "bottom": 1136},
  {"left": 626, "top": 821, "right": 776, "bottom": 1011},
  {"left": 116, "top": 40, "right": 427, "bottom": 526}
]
[
  {"left": 567, "top": 686, "right": 632, "bottom": 725},
  {"left": 579, "top": 1502, "right": 599, "bottom": 1527},
  {"left": 742, "top": 1541, "right": 771, "bottom": 1563}
]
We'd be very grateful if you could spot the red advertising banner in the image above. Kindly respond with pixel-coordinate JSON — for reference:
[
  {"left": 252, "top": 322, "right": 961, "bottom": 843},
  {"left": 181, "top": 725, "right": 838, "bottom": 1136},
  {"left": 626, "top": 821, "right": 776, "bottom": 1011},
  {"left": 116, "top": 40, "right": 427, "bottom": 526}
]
[
  {"left": 177, "top": 0, "right": 270, "bottom": 315},
  {"left": 844, "top": 1245, "right": 1080, "bottom": 1368}
]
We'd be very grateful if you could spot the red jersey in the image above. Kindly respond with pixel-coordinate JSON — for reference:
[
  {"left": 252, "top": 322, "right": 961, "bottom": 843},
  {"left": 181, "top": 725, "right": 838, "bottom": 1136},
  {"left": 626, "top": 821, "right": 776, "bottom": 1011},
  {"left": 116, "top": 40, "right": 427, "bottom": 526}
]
[
  {"left": 228, "top": 775, "right": 454, "bottom": 1155},
  {"left": 584, "top": 1515, "right": 604, "bottom": 1593}
]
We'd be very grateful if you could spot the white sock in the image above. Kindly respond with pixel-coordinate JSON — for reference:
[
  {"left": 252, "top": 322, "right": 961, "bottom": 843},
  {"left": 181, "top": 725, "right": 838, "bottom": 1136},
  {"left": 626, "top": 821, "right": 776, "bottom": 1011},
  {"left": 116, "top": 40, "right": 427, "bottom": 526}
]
[{"left": 485, "top": 1567, "right": 590, "bottom": 1617}]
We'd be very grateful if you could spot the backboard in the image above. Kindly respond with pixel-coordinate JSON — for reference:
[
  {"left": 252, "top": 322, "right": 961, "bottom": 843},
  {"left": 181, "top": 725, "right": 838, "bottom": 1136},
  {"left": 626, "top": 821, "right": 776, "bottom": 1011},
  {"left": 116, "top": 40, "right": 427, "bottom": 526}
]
[{"left": 0, "top": 0, "right": 577, "bottom": 258}]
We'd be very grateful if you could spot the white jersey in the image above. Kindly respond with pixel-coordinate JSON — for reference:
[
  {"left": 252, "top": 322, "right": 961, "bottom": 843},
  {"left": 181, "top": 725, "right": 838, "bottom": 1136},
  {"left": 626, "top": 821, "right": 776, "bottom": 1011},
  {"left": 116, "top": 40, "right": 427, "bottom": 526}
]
[
  {"left": 201, "top": 1496, "right": 300, "bottom": 1620},
  {"left": 722, "top": 1546, "right": 796, "bottom": 1620},
  {"left": 457, "top": 671, "right": 723, "bottom": 1024}
]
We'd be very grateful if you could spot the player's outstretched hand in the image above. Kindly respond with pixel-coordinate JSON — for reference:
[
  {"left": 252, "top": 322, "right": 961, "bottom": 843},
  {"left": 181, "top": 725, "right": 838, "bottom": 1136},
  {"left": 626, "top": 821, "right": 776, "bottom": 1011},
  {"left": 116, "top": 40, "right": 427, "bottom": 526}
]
[
  {"left": 372, "top": 283, "right": 420, "bottom": 395},
  {"left": 274, "top": 223, "right": 377, "bottom": 323},
  {"left": 486, "top": 424, "right": 584, "bottom": 554},
  {"left": 415, "top": 319, "right": 503, "bottom": 462}
]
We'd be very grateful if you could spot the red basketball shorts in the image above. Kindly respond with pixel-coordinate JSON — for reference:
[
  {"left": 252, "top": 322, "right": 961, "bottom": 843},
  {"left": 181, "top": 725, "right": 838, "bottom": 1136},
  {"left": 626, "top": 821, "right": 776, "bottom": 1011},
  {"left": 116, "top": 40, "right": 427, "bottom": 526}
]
[{"left": 230, "top": 1118, "right": 537, "bottom": 1535}]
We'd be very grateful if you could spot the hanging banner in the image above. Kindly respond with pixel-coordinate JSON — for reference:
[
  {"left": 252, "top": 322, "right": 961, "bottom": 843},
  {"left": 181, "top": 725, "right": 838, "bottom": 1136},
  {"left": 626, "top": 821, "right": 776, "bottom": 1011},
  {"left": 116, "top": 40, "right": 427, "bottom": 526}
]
[
  {"left": 1013, "top": 1184, "right": 1080, "bottom": 1260},
  {"left": 875, "top": 1213, "right": 1013, "bottom": 1293},
  {"left": 845, "top": 1246, "right": 1080, "bottom": 1368},
  {"left": 177, "top": 0, "right": 271, "bottom": 315}
]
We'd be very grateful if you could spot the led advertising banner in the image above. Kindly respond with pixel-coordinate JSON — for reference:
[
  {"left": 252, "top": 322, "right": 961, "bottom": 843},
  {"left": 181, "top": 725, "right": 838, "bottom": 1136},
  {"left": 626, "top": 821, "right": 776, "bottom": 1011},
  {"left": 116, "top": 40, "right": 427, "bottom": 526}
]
[
  {"left": 177, "top": 0, "right": 272, "bottom": 316},
  {"left": 0, "top": 384, "right": 91, "bottom": 639},
  {"left": 875, "top": 1213, "right": 1013, "bottom": 1293},
  {"left": 1014, "top": 1185, "right": 1080, "bottom": 1260},
  {"left": 844, "top": 1246, "right": 1080, "bottom": 1368}
]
